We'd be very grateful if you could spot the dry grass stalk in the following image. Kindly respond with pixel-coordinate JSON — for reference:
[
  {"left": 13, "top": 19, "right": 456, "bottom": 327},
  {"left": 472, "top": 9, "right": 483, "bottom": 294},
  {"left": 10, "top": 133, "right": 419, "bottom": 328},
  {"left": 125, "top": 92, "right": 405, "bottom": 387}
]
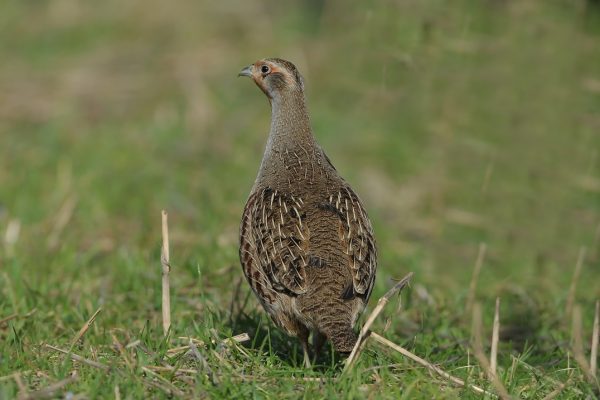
[
  {"left": 571, "top": 305, "right": 598, "bottom": 388},
  {"left": 565, "top": 246, "right": 586, "bottom": 318},
  {"left": 18, "top": 372, "right": 78, "bottom": 400},
  {"left": 348, "top": 331, "right": 372, "bottom": 369},
  {"left": 69, "top": 306, "right": 102, "bottom": 348},
  {"left": 466, "top": 243, "right": 487, "bottom": 315},
  {"left": 114, "top": 385, "right": 121, "bottom": 400},
  {"left": 4, "top": 218, "right": 21, "bottom": 257},
  {"left": 142, "top": 375, "right": 185, "bottom": 398},
  {"left": 125, "top": 339, "right": 141, "bottom": 349},
  {"left": 177, "top": 332, "right": 250, "bottom": 346},
  {"left": 176, "top": 336, "right": 206, "bottom": 345},
  {"left": 472, "top": 303, "right": 512, "bottom": 400},
  {"left": 141, "top": 367, "right": 185, "bottom": 397},
  {"left": 147, "top": 366, "right": 199, "bottom": 375},
  {"left": 0, "top": 372, "right": 29, "bottom": 382},
  {"left": 46, "top": 195, "right": 77, "bottom": 251},
  {"left": 0, "top": 313, "right": 18, "bottom": 326},
  {"left": 344, "top": 272, "right": 414, "bottom": 371},
  {"left": 540, "top": 377, "right": 570, "bottom": 400},
  {"left": 231, "top": 374, "right": 330, "bottom": 383},
  {"left": 166, "top": 345, "right": 193, "bottom": 356},
  {"left": 23, "top": 309, "right": 37, "bottom": 318},
  {"left": 223, "top": 332, "right": 251, "bottom": 344},
  {"left": 111, "top": 332, "right": 134, "bottom": 372},
  {"left": 45, "top": 344, "right": 109, "bottom": 371},
  {"left": 591, "top": 300, "right": 599, "bottom": 377},
  {"left": 13, "top": 373, "right": 28, "bottom": 396},
  {"left": 161, "top": 210, "right": 171, "bottom": 337},
  {"left": 491, "top": 297, "right": 500, "bottom": 376},
  {"left": 369, "top": 332, "right": 493, "bottom": 397},
  {"left": 3, "top": 308, "right": 38, "bottom": 327},
  {"left": 167, "top": 333, "right": 251, "bottom": 356}
]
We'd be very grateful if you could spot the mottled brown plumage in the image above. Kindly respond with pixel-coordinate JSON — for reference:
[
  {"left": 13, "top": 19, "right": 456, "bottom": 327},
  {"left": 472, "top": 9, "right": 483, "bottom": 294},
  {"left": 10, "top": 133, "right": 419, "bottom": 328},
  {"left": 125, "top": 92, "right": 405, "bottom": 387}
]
[{"left": 238, "top": 58, "right": 377, "bottom": 366}]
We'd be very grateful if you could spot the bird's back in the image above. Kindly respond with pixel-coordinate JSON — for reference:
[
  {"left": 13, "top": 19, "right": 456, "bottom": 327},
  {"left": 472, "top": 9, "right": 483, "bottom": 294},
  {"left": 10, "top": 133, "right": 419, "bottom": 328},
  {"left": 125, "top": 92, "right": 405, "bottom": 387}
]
[{"left": 241, "top": 156, "right": 377, "bottom": 352}]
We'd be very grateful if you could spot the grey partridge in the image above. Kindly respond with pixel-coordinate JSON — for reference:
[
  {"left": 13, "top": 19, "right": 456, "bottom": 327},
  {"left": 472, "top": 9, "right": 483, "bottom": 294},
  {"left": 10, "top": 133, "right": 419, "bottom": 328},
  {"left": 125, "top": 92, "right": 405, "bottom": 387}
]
[{"left": 238, "top": 58, "right": 377, "bottom": 366}]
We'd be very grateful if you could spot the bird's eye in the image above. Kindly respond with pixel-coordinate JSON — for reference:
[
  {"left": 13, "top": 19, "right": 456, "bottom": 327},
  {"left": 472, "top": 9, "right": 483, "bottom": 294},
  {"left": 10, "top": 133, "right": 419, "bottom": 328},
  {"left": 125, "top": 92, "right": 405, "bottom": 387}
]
[{"left": 261, "top": 65, "right": 270, "bottom": 74}]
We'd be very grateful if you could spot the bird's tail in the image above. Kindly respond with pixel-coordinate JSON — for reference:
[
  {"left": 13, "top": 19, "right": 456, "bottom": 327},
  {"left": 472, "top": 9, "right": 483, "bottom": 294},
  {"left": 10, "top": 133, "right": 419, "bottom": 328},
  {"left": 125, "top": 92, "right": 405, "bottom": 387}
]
[{"left": 315, "top": 320, "right": 358, "bottom": 354}]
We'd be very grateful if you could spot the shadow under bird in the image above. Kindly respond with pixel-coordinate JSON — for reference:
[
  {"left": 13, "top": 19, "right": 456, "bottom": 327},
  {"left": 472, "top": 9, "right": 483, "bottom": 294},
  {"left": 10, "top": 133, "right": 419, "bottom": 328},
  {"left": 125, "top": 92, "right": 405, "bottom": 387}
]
[{"left": 238, "top": 58, "right": 377, "bottom": 367}]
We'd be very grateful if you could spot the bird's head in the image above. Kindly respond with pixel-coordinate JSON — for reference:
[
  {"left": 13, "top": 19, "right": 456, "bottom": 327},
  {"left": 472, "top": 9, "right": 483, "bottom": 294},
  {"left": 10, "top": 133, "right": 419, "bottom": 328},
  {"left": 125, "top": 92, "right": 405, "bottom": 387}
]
[{"left": 238, "top": 58, "right": 304, "bottom": 101}]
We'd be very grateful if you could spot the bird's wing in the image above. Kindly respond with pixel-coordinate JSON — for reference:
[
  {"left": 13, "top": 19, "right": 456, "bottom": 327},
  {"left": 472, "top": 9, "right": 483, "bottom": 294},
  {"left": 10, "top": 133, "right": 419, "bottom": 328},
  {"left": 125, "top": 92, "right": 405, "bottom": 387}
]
[
  {"left": 240, "top": 187, "right": 309, "bottom": 300},
  {"left": 322, "top": 186, "right": 377, "bottom": 298}
]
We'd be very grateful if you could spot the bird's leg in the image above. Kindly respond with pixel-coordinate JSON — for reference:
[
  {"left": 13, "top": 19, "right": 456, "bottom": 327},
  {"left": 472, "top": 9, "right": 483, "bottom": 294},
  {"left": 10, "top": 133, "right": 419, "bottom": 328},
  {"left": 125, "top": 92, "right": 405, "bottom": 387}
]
[
  {"left": 302, "top": 340, "right": 311, "bottom": 368},
  {"left": 298, "top": 327, "right": 311, "bottom": 368},
  {"left": 312, "top": 330, "right": 327, "bottom": 363}
]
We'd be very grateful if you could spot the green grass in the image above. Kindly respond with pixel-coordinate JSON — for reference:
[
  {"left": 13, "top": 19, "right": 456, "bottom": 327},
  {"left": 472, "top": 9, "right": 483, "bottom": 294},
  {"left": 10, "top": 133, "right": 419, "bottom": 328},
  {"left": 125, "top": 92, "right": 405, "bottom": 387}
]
[{"left": 1, "top": 0, "right": 600, "bottom": 398}]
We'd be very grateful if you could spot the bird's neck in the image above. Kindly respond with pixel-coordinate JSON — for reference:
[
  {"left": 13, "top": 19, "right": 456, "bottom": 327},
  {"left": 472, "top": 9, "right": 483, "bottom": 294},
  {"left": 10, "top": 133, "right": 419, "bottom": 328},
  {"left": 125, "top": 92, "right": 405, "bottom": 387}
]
[
  {"left": 254, "top": 90, "right": 323, "bottom": 188},
  {"left": 253, "top": 90, "right": 336, "bottom": 191},
  {"left": 266, "top": 91, "right": 315, "bottom": 154}
]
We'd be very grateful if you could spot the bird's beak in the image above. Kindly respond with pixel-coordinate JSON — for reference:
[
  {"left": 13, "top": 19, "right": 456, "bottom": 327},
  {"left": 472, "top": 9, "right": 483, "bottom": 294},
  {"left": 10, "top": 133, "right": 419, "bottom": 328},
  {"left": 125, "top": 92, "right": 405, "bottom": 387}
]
[{"left": 238, "top": 65, "right": 253, "bottom": 77}]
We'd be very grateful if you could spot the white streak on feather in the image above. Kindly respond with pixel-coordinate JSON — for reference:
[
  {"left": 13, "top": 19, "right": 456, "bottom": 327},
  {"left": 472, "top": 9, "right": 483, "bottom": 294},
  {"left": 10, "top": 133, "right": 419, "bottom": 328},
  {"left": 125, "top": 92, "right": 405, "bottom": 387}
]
[{"left": 296, "top": 225, "right": 306, "bottom": 240}]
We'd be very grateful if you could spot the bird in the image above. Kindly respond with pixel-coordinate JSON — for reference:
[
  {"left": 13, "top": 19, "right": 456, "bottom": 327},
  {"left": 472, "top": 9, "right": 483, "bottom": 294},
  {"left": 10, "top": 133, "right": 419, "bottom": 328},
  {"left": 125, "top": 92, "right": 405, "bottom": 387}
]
[{"left": 238, "top": 58, "right": 377, "bottom": 367}]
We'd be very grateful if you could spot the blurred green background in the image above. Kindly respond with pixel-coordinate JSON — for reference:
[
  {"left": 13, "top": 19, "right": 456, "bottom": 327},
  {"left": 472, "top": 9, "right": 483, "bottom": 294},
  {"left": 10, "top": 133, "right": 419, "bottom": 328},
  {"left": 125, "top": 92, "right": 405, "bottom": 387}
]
[
  {"left": 2, "top": 0, "right": 598, "bottom": 294},
  {"left": 1, "top": 0, "right": 600, "bottom": 395}
]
